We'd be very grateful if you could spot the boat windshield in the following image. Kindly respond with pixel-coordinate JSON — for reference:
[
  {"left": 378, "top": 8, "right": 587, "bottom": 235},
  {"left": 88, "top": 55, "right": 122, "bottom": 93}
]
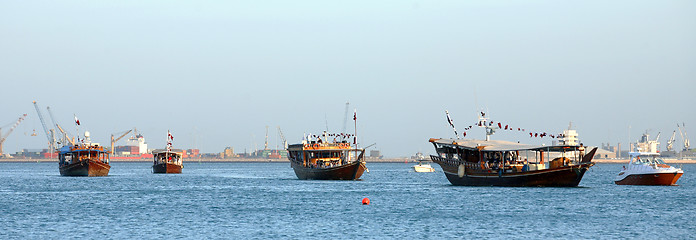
[
  {"left": 633, "top": 155, "right": 663, "bottom": 165},
  {"left": 633, "top": 157, "right": 648, "bottom": 165}
]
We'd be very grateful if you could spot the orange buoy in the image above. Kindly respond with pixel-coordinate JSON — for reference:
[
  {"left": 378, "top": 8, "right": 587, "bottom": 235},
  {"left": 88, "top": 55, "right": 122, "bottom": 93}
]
[{"left": 362, "top": 198, "right": 370, "bottom": 205}]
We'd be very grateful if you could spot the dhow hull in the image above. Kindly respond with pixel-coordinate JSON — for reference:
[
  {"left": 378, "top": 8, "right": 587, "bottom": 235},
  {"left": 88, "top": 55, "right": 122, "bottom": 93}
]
[
  {"left": 292, "top": 161, "right": 366, "bottom": 180},
  {"left": 153, "top": 163, "right": 183, "bottom": 174},
  {"left": 59, "top": 160, "right": 110, "bottom": 177}
]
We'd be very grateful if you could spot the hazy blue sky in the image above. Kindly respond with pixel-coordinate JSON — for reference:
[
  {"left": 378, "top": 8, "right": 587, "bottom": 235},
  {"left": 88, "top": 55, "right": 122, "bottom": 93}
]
[{"left": 1, "top": 1, "right": 695, "bottom": 157}]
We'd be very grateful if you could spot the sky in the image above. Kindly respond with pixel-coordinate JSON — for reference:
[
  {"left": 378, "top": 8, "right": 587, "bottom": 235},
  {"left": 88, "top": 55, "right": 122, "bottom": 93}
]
[{"left": 1, "top": 0, "right": 695, "bottom": 157}]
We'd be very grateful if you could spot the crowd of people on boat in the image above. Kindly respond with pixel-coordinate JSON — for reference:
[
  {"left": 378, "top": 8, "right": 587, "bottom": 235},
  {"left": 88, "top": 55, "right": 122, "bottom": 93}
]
[
  {"left": 305, "top": 158, "right": 351, "bottom": 169},
  {"left": 154, "top": 153, "right": 182, "bottom": 166}
]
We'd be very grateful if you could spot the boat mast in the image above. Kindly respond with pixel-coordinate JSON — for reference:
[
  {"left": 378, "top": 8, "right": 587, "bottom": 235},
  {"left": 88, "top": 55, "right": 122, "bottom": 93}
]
[
  {"left": 353, "top": 109, "right": 357, "bottom": 148},
  {"left": 478, "top": 112, "right": 497, "bottom": 141}
]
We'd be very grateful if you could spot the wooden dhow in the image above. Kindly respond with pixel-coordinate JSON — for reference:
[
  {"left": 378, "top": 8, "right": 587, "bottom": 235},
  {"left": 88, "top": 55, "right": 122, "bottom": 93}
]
[
  {"left": 58, "top": 133, "right": 111, "bottom": 177},
  {"left": 152, "top": 130, "right": 182, "bottom": 174},
  {"left": 430, "top": 111, "right": 596, "bottom": 187},
  {"left": 430, "top": 139, "right": 596, "bottom": 187},
  {"left": 287, "top": 132, "right": 367, "bottom": 180}
]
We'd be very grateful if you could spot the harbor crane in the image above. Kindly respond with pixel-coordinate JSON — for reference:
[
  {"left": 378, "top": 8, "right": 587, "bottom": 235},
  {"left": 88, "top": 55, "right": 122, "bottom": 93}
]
[
  {"left": 32, "top": 101, "right": 55, "bottom": 151},
  {"left": 46, "top": 106, "right": 67, "bottom": 147},
  {"left": 111, "top": 129, "right": 133, "bottom": 154},
  {"left": 0, "top": 114, "right": 27, "bottom": 156},
  {"left": 277, "top": 126, "right": 287, "bottom": 149},
  {"left": 55, "top": 123, "right": 75, "bottom": 146},
  {"left": 264, "top": 126, "right": 269, "bottom": 150},
  {"left": 678, "top": 123, "right": 690, "bottom": 151},
  {"left": 666, "top": 130, "right": 676, "bottom": 152}
]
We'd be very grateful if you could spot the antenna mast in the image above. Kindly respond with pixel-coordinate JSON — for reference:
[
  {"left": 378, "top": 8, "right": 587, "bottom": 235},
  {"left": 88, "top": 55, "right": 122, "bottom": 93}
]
[
  {"left": 342, "top": 102, "right": 350, "bottom": 133},
  {"left": 478, "top": 111, "right": 497, "bottom": 141}
]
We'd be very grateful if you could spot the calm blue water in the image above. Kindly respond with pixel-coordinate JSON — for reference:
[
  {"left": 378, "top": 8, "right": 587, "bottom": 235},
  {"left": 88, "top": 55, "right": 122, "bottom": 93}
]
[{"left": 1, "top": 162, "right": 694, "bottom": 239}]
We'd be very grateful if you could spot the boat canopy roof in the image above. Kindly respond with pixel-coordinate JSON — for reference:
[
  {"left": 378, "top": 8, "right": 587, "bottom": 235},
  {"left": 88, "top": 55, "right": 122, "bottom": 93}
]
[
  {"left": 152, "top": 149, "right": 183, "bottom": 156},
  {"left": 288, "top": 143, "right": 361, "bottom": 151},
  {"left": 429, "top": 138, "right": 583, "bottom": 152},
  {"left": 59, "top": 145, "right": 108, "bottom": 154},
  {"left": 628, "top": 152, "right": 660, "bottom": 157}
]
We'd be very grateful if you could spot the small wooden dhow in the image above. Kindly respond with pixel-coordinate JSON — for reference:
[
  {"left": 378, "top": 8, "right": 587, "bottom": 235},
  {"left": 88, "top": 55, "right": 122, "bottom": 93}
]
[
  {"left": 152, "top": 150, "right": 183, "bottom": 174},
  {"left": 152, "top": 131, "right": 182, "bottom": 174},
  {"left": 287, "top": 132, "right": 367, "bottom": 180}
]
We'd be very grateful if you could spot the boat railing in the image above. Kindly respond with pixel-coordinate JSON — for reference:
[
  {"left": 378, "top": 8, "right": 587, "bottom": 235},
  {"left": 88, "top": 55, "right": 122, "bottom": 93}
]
[{"left": 432, "top": 153, "right": 587, "bottom": 173}]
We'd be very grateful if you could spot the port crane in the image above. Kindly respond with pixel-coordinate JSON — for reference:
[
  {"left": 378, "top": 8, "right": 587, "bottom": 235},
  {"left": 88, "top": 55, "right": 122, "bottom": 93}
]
[
  {"left": 32, "top": 101, "right": 56, "bottom": 151},
  {"left": 55, "top": 123, "right": 75, "bottom": 146},
  {"left": 111, "top": 129, "right": 133, "bottom": 154},
  {"left": 666, "top": 130, "right": 676, "bottom": 152},
  {"left": 277, "top": 126, "right": 287, "bottom": 149},
  {"left": 0, "top": 114, "right": 27, "bottom": 156},
  {"left": 678, "top": 123, "right": 690, "bottom": 151},
  {"left": 46, "top": 106, "right": 66, "bottom": 146},
  {"left": 264, "top": 126, "right": 269, "bottom": 150}
]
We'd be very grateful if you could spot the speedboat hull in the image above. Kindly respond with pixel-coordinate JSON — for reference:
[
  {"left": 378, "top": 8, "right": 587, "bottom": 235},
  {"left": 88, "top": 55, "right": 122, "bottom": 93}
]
[
  {"left": 413, "top": 164, "right": 435, "bottom": 172},
  {"left": 615, "top": 172, "right": 683, "bottom": 185}
]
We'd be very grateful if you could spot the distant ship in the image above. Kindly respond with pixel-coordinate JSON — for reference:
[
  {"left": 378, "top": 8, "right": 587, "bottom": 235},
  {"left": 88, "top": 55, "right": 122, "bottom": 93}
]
[
  {"left": 429, "top": 112, "right": 596, "bottom": 187},
  {"left": 152, "top": 131, "right": 182, "bottom": 174},
  {"left": 111, "top": 131, "right": 154, "bottom": 160},
  {"left": 287, "top": 132, "right": 367, "bottom": 180},
  {"left": 58, "top": 131, "right": 110, "bottom": 177}
]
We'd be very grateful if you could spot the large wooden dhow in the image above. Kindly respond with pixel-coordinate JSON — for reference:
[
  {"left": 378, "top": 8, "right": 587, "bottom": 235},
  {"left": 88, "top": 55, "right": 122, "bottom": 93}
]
[
  {"left": 58, "top": 144, "right": 111, "bottom": 177},
  {"left": 430, "top": 138, "right": 596, "bottom": 187},
  {"left": 430, "top": 111, "right": 596, "bottom": 187},
  {"left": 287, "top": 133, "right": 367, "bottom": 180}
]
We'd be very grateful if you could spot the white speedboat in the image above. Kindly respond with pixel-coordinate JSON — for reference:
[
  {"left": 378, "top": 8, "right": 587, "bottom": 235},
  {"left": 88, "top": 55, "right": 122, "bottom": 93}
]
[
  {"left": 413, "top": 160, "right": 435, "bottom": 172},
  {"left": 614, "top": 152, "right": 683, "bottom": 185}
]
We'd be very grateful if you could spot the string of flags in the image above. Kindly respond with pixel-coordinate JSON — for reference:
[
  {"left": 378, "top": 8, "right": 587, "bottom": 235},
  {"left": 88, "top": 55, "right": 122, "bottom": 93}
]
[
  {"left": 446, "top": 111, "right": 566, "bottom": 139},
  {"left": 309, "top": 109, "right": 359, "bottom": 143}
]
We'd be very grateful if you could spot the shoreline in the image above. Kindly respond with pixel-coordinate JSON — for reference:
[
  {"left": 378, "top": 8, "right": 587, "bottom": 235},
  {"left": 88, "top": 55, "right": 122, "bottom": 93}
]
[{"left": 2, "top": 158, "right": 696, "bottom": 164}]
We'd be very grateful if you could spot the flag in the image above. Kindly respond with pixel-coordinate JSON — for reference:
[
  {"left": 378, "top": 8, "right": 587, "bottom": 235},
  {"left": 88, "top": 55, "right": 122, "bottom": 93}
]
[
  {"left": 74, "top": 115, "right": 80, "bottom": 125},
  {"left": 445, "top": 110, "right": 455, "bottom": 128},
  {"left": 168, "top": 130, "right": 174, "bottom": 140},
  {"left": 445, "top": 110, "right": 459, "bottom": 138},
  {"left": 353, "top": 109, "right": 356, "bottom": 121}
]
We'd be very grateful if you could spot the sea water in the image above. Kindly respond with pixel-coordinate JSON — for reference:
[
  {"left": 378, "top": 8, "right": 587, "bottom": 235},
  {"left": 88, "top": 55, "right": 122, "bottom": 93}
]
[{"left": 1, "top": 162, "right": 694, "bottom": 239}]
